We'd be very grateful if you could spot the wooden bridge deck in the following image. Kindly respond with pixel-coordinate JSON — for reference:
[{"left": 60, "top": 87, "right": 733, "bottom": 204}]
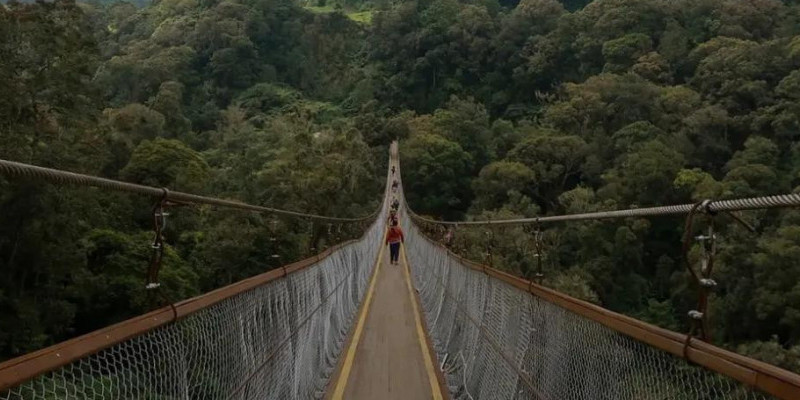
[{"left": 327, "top": 243, "right": 446, "bottom": 400}]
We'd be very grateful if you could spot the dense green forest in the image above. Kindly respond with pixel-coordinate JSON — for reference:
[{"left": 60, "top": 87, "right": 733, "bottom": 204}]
[
  {"left": 389, "top": 0, "right": 800, "bottom": 372},
  {"left": 0, "top": 0, "right": 385, "bottom": 361},
  {"left": 1, "top": 0, "right": 800, "bottom": 375}
]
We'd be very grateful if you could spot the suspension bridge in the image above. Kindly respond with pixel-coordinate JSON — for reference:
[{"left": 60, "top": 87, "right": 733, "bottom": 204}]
[{"left": 1, "top": 142, "right": 800, "bottom": 399}]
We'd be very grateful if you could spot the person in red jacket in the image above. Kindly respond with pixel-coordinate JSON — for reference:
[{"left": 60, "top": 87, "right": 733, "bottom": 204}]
[{"left": 386, "top": 220, "right": 404, "bottom": 265}]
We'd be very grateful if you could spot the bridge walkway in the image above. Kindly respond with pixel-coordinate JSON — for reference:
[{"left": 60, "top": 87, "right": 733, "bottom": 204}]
[{"left": 326, "top": 237, "right": 446, "bottom": 400}]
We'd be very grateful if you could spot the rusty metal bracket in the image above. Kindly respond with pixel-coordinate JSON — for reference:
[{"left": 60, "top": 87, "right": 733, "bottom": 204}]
[
  {"left": 483, "top": 226, "right": 494, "bottom": 273},
  {"left": 145, "top": 188, "right": 183, "bottom": 322},
  {"left": 533, "top": 218, "right": 545, "bottom": 285},
  {"left": 682, "top": 200, "right": 717, "bottom": 351},
  {"left": 523, "top": 218, "right": 545, "bottom": 292},
  {"left": 146, "top": 188, "right": 169, "bottom": 290}
]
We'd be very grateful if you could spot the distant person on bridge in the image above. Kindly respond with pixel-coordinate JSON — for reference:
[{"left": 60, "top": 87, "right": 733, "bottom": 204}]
[
  {"left": 392, "top": 179, "right": 399, "bottom": 192},
  {"left": 388, "top": 209, "right": 398, "bottom": 225},
  {"left": 391, "top": 197, "right": 400, "bottom": 211},
  {"left": 391, "top": 166, "right": 396, "bottom": 175},
  {"left": 444, "top": 228, "right": 454, "bottom": 247},
  {"left": 386, "top": 220, "right": 404, "bottom": 265}
]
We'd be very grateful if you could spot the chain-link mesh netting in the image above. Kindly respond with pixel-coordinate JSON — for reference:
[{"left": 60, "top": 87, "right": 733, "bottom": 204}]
[
  {"left": 401, "top": 213, "right": 773, "bottom": 400},
  {"left": 2, "top": 208, "right": 386, "bottom": 400}
]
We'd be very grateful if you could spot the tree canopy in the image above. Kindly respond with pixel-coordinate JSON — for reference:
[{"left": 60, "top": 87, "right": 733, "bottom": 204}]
[{"left": 1, "top": 0, "right": 800, "bottom": 376}]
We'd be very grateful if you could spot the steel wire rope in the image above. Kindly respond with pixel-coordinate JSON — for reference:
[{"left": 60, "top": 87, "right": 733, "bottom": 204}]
[
  {"left": 0, "top": 159, "right": 379, "bottom": 223},
  {"left": 406, "top": 193, "right": 800, "bottom": 226}
]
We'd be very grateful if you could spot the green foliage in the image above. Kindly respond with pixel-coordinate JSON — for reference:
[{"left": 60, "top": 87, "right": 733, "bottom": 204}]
[
  {"left": 347, "top": 10, "right": 372, "bottom": 24},
  {"left": 304, "top": 4, "right": 373, "bottom": 24},
  {"left": 121, "top": 138, "right": 210, "bottom": 191},
  {"left": 636, "top": 299, "right": 680, "bottom": 332},
  {"left": 472, "top": 161, "right": 536, "bottom": 211},
  {"left": 0, "top": 0, "right": 104, "bottom": 167},
  {"left": 602, "top": 33, "right": 653, "bottom": 73},
  {"left": 365, "top": 0, "right": 800, "bottom": 369},
  {"left": 105, "top": 103, "right": 166, "bottom": 146},
  {"left": 4, "top": 0, "right": 800, "bottom": 375},
  {"left": 236, "top": 83, "right": 301, "bottom": 114},
  {"left": 600, "top": 140, "right": 685, "bottom": 205},
  {"left": 402, "top": 133, "right": 474, "bottom": 219},
  {"left": 507, "top": 129, "right": 589, "bottom": 210},
  {"left": 77, "top": 229, "right": 200, "bottom": 329},
  {"left": 750, "top": 226, "right": 800, "bottom": 339},
  {"left": 550, "top": 267, "right": 600, "bottom": 304},
  {"left": 737, "top": 337, "right": 800, "bottom": 373},
  {"left": 432, "top": 96, "right": 493, "bottom": 170},
  {"left": 0, "top": 0, "right": 381, "bottom": 362}
]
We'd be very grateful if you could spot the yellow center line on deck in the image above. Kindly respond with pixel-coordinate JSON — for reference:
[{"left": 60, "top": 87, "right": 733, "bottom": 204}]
[
  {"left": 330, "top": 231, "right": 387, "bottom": 400},
  {"left": 401, "top": 246, "right": 444, "bottom": 400}
]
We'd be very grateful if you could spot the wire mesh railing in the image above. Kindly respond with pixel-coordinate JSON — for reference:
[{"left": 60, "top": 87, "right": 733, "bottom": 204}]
[
  {"left": 0, "top": 213, "right": 385, "bottom": 400},
  {"left": 0, "top": 148, "right": 397, "bottom": 399},
  {"left": 401, "top": 210, "right": 800, "bottom": 399}
]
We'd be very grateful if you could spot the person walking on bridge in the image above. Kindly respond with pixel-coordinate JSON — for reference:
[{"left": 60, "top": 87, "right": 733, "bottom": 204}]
[
  {"left": 386, "top": 220, "right": 404, "bottom": 265},
  {"left": 391, "top": 165, "right": 396, "bottom": 175}
]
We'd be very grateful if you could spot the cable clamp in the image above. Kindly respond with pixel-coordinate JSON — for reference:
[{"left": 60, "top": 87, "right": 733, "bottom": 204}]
[
  {"left": 700, "top": 199, "right": 716, "bottom": 216},
  {"left": 146, "top": 188, "right": 170, "bottom": 290}
]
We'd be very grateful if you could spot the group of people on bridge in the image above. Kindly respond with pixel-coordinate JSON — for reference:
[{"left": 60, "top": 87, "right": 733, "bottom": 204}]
[{"left": 386, "top": 165, "right": 404, "bottom": 265}]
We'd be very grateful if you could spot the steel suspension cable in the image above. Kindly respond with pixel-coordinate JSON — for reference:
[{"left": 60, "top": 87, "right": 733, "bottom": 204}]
[
  {"left": 408, "top": 193, "right": 800, "bottom": 226},
  {"left": 0, "top": 159, "right": 377, "bottom": 223}
]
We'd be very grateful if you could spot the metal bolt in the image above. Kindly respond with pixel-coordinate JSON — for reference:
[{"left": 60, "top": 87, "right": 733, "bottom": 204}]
[
  {"left": 699, "top": 278, "right": 717, "bottom": 288},
  {"left": 695, "top": 234, "right": 716, "bottom": 241}
]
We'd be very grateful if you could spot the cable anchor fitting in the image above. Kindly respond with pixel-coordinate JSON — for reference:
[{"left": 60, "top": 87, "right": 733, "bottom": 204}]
[
  {"left": 681, "top": 200, "right": 719, "bottom": 347},
  {"left": 483, "top": 224, "right": 494, "bottom": 272},
  {"left": 533, "top": 218, "right": 544, "bottom": 285},
  {"left": 146, "top": 188, "right": 171, "bottom": 290}
]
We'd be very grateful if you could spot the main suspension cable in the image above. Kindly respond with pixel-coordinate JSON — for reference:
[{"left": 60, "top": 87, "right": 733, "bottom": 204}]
[
  {"left": 0, "top": 159, "right": 377, "bottom": 223},
  {"left": 408, "top": 193, "right": 800, "bottom": 226}
]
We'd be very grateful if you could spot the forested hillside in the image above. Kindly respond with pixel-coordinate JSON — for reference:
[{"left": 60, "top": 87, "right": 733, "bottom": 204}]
[
  {"left": 384, "top": 0, "right": 800, "bottom": 372},
  {"left": 1, "top": 0, "right": 799, "bottom": 373},
  {"left": 0, "top": 0, "right": 383, "bottom": 360}
]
